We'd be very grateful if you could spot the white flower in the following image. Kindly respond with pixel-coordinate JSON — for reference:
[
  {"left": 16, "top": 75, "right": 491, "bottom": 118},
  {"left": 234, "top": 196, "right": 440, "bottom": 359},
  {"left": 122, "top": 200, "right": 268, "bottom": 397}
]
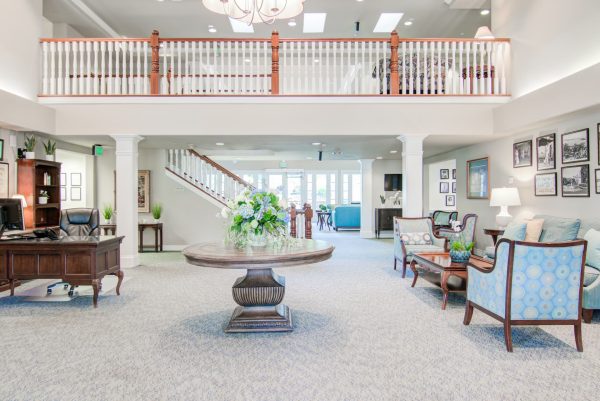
[
  {"left": 251, "top": 220, "right": 259, "bottom": 228},
  {"left": 220, "top": 207, "right": 230, "bottom": 219}
]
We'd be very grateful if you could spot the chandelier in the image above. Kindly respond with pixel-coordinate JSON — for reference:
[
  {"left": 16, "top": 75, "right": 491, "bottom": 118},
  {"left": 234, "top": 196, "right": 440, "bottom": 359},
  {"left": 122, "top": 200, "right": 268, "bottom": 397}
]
[{"left": 202, "top": 0, "right": 305, "bottom": 25}]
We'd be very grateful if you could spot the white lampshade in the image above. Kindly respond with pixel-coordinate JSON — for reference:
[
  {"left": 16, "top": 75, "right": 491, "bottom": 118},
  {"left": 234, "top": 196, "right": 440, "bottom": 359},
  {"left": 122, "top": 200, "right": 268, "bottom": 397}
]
[
  {"left": 490, "top": 187, "right": 521, "bottom": 207},
  {"left": 11, "top": 194, "right": 27, "bottom": 208},
  {"left": 474, "top": 26, "right": 495, "bottom": 39}
]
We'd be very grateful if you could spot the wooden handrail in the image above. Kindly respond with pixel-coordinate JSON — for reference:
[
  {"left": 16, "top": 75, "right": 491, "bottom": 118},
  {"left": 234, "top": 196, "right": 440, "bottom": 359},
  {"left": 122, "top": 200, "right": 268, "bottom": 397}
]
[{"left": 187, "top": 149, "right": 255, "bottom": 189}]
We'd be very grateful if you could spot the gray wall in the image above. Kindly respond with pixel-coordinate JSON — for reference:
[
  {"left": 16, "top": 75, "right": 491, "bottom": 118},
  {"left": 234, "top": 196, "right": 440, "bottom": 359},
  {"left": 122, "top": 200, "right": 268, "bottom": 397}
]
[{"left": 425, "top": 107, "right": 600, "bottom": 251}]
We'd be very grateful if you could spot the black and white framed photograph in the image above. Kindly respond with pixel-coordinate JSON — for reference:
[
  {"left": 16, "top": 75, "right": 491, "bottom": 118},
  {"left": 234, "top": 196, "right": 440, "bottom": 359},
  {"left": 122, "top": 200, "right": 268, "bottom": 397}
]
[
  {"left": 60, "top": 187, "right": 67, "bottom": 201},
  {"left": 536, "top": 133, "right": 556, "bottom": 171},
  {"left": 535, "top": 173, "right": 557, "bottom": 196},
  {"left": 445, "top": 195, "right": 455, "bottom": 207},
  {"left": 513, "top": 140, "right": 533, "bottom": 168},
  {"left": 70, "top": 186, "right": 82, "bottom": 201},
  {"left": 440, "top": 169, "right": 449, "bottom": 179},
  {"left": 452, "top": 169, "right": 456, "bottom": 179},
  {"left": 595, "top": 169, "right": 600, "bottom": 194},
  {"left": 60, "top": 173, "right": 66, "bottom": 186},
  {"left": 71, "top": 172, "right": 82, "bottom": 187},
  {"left": 561, "top": 164, "right": 589, "bottom": 197},
  {"left": 561, "top": 129, "right": 589, "bottom": 164},
  {"left": 440, "top": 182, "right": 449, "bottom": 193},
  {"left": 452, "top": 181, "right": 456, "bottom": 193}
]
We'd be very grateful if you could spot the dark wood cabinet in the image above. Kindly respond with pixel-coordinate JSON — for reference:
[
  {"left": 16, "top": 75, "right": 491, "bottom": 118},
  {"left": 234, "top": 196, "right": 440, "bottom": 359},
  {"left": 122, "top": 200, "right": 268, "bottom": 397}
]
[
  {"left": 375, "top": 208, "right": 403, "bottom": 238},
  {"left": 17, "top": 159, "right": 62, "bottom": 229}
]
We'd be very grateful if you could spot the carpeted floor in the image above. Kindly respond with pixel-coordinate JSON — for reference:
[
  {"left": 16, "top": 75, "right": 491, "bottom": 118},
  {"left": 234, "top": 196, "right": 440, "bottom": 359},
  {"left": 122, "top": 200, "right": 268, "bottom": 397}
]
[{"left": 1, "top": 231, "right": 599, "bottom": 401}]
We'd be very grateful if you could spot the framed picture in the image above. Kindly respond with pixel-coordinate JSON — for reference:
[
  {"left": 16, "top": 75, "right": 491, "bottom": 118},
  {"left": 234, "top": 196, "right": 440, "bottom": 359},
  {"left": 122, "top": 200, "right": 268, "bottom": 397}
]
[
  {"left": 561, "top": 129, "right": 589, "bottom": 164},
  {"left": 440, "top": 182, "right": 449, "bottom": 193},
  {"left": 536, "top": 133, "right": 556, "bottom": 171},
  {"left": 60, "top": 186, "right": 67, "bottom": 201},
  {"left": 513, "top": 140, "right": 532, "bottom": 168},
  {"left": 60, "top": 173, "right": 67, "bottom": 186},
  {"left": 71, "top": 172, "right": 82, "bottom": 187},
  {"left": 0, "top": 162, "right": 8, "bottom": 198},
  {"left": 452, "top": 169, "right": 456, "bottom": 179},
  {"left": 534, "top": 173, "right": 557, "bottom": 196},
  {"left": 0, "top": 139, "right": 4, "bottom": 161},
  {"left": 452, "top": 181, "right": 456, "bottom": 193},
  {"left": 561, "top": 164, "right": 590, "bottom": 197},
  {"left": 445, "top": 195, "right": 455, "bottom": 207},
  {"left": 138, "top": 170, "right": 151, "bottom": 213},
  {"left": 440, "top": 169, "right": 449, "bottom": 179},
  {"left": 70, "top": 186, "right": 82, "bottom": 201},
  {"left": 467, "top": 157, "right": 490, "bottom": 199},
  {"left": 595, "top": 169, "right": 600, "bottom": 194}
]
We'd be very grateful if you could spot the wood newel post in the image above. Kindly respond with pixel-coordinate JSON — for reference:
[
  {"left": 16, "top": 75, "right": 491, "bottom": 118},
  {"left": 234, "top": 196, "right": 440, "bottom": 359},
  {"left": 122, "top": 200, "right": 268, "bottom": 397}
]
[
  {"left": 271, "top": 31, "right": 280, "bottom": 95},
  {"left": 289, "top": 204, "right": 297, "bottom": 238},
  {"left": 150, "top": 30, "right": 160, "bottom": 95},
  {"left": 303, "top": 203, "right": 313, "bottom": 240},
  {"left": 390, "top": 31, "right": 400, "bottom": 95}
]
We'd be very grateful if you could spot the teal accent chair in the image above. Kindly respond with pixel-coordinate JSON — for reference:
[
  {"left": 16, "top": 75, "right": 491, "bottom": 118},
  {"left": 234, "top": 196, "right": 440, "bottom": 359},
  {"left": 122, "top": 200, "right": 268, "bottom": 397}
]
[
  {"left": 464, "top": 239, "right": 588, "bottom": 352},
  {"left": 393, "top": 217, "right": 447, "bottom": 277},
  {"left": 437, "top": 214, "right": 478, "bottom": 250},
  {"left": 432, "top": 210, "right": 458, "bottom": 231},
  {"left": 332, "top": 204, "right": 361, "bottom": 230}
]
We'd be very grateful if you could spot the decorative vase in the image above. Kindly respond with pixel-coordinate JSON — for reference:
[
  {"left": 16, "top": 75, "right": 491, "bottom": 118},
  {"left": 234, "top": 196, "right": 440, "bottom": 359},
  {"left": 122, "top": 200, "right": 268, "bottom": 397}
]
[
  {"left": 248, "top": 232, "right": 268, "bottom": 247},
  {"left": 25, "top": 152, "right": 35, "bottom": 159},
  {"left": 45, "top": 154, "right": 55, "bottom": 161},
  {"left": 450, "top": 250, "right": 471, "bottom": 264},
  {"left": 153, "top": 219, "right": 160, "bottom": 224},
  {"left": 104, "top": 218, "right": 112, "bottom": 225},
  {"left": 39, "top": 197, "right": 48, "bottom": 205}
]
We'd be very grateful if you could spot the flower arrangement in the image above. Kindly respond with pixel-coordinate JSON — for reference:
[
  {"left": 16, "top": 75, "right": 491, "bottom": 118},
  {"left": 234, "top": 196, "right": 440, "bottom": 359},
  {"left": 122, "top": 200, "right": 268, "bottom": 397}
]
[
  {"left": 221, "top": 189, "right": 290, "bottom": 248},
  {"left": 449, "top": 235, "right": 474, "bottom": 263}
]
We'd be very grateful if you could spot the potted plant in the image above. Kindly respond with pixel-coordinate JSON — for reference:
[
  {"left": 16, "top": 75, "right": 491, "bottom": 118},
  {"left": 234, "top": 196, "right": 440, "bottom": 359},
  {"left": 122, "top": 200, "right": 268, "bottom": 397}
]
[
  {"left": 379, "top": 195, "right": 386, "bottom": 206},
  {"left": 24, "top": 135, "right": 37, "bottom": 159},
  {"left": 449, "top": 236, "right": 474, "bottom": 264},
  {"left": 43, "top": 139, "right": 57, "bottom": 161},
  {"left": 151, "top": 203, "right": 163, "bottom": 223},
  {"left": 39, "top": 190, "right": 49, "bottom": 205},
  {"left": 318, "top": 204, "right": 328, "bottom": 212},
  {"left": 102, "top": 204, "right": 114, "bottom": 224}
]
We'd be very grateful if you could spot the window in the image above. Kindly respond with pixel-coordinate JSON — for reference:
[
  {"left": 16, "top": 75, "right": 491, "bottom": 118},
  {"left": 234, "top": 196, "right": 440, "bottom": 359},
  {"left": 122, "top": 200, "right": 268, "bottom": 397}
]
[
  {"left": 287, "top": 173, "right": 303, "bottom": 206},
  {"left": 342, "top": 172, "right": 361, "bottom": 204}
]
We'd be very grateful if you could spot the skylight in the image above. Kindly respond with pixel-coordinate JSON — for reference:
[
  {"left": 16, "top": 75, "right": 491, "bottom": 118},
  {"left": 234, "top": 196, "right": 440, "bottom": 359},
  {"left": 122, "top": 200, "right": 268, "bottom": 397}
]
[
  {"left": 373, "top": 13, "right": 404, "bottom": 33},
  {"left": 303, "top": 13, "right": 327, "bottom": 33},
  {"left": 229, "top": 17, "right": 254, "bottom": 33}
]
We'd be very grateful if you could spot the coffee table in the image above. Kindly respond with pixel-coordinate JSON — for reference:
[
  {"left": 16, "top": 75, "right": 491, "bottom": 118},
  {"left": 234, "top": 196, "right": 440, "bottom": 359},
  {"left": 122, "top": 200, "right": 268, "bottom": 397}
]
[
  {"left": 183, "top": 239, "right": 334, "bottom": 333},
  {"left": 410, "top": 253, "right": 492, "bottom": 310}
]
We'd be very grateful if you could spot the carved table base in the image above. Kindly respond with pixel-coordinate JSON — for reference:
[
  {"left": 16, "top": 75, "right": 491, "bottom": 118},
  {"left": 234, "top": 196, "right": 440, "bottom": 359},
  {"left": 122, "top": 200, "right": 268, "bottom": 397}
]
[{"left": 225, "top": 268, "right": 293, "bottom": 333}]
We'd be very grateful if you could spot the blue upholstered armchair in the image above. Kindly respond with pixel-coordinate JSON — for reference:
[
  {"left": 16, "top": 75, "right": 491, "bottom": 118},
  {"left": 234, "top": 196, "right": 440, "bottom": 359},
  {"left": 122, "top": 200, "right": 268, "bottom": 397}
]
[
  {"left": 393, "top": 217, "right": 447, "bottom": 277},
  {"left": 437, "top": 214, "right": 478, "bottom": 250},
  {"left": 464, "top": 239, "right": 588, "bottom": 352},
  {"left": 432, "top": 210, "right": 458, "bottom": 231}
]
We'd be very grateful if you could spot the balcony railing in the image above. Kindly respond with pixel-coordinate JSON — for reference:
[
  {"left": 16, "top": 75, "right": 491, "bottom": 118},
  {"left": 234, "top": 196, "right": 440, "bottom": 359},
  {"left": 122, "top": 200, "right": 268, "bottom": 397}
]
[{"left": 39, "top": 31, "right": 510, "bottom": 97}]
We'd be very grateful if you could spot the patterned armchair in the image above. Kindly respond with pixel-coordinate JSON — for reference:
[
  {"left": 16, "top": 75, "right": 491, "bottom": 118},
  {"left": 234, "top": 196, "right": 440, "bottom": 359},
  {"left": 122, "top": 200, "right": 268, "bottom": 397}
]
[
  {"left": 437, "top": 214, "right": 478, "bottom": 250},
  {"left": 464, "top": 239, "right": 588, "bottom": 352},
  {"left": 393, "top": 217, "right": 447, "bottom": 278},
  {"left": 432, "top": 210, "right": 458, "bottom": 231}
]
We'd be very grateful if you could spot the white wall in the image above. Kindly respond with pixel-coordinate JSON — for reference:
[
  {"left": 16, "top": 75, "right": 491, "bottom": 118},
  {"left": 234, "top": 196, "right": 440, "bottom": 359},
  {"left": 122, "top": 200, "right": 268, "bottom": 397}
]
[
  {"left": 56, "top": 149, "right": 94, "bottom": 209},
  {"left": 425, "top": 107, "right": 600, "bottom": 251},
  {"left": 493, "top": 0, "right": 600, "bottom": 98},
  {"left": 372, "top": 159, "right": 402, "bottom": 208},
  {"left": 426, "top": 159, "right": 457, "bottom": 213}
]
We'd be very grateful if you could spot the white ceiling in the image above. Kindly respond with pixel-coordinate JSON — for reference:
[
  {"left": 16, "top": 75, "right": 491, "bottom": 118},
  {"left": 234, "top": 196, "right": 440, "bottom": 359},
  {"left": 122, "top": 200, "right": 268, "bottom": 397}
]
[{"left": 43, "top": 0, "right": 491, "bottom": 39}]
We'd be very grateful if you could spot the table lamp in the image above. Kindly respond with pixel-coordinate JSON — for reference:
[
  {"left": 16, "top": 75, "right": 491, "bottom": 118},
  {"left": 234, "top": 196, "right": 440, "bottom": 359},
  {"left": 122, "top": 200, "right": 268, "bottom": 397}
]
[{"left": 490, "top": 187, "right": 520, "bottom": 229}]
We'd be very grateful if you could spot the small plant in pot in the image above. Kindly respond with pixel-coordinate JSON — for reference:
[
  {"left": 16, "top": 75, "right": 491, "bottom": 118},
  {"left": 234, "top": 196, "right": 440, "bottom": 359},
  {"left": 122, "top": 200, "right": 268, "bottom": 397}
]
[
  {"left": 449, "top": 236, "right": 474, "bottom": 264},
  {"left": 151, "top": 203, "right": 163, "bottom": 223},
  {"left": 43, "top": 139, "right": 57, "bottom": 161},
  {"left": 102, "top": 204, "right": 114, "bottom": 224},
  {"left": 318, "top": 204, "right": 328, "bottom": 212},
  {"left": 39, "top": 190, "right": 49, "bottom": 205},
  {"left": 24, "top": 135, "right": 37, "bottom": 159}
]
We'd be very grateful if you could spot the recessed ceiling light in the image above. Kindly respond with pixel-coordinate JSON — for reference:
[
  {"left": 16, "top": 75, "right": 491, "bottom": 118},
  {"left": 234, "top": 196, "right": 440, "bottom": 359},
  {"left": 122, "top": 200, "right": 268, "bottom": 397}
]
[
  {"left": 208, "top": 25, "right": 217, "bottom": 33},
  {"left": 404, "top": 21, "right": 413, "bottom": 26},
  {"left": 480, "top": 9, "right": 490, "bottom": 16},
  {"left": 288, "top": 19, "right": 297, "bottom": 27},
  {"left": 356, "top": 0, "right": 364, "bottom": 2},
  {"left": 390, "top": 150, "right": 398, "bottom": 154},
  {"left": 215, "top": 142, "right": 225, "bottom": 146},
  {"left": 373, "top": 13, "right": 404, "bottom": 33},
  {"left": 156, "top": 0, "right": 165, "bottom": 2},
  {"left": 229, "top": 17, "right": 254, "bottom": 33},
  {"left": 376, "top": 156, "right": 383, "bottom": 160},
  {"left": 303, "top": 13, "right": 327, "bottom": 33}
]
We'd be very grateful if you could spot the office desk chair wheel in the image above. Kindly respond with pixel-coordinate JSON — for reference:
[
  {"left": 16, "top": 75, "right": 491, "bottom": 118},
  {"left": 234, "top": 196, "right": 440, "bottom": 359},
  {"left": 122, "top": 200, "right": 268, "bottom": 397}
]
[
  {"left": 68, "top": 286, "right": 77, "bottom": 297},
  {"left": 47, "top": 282, "right": 72, "bottom": 295}
]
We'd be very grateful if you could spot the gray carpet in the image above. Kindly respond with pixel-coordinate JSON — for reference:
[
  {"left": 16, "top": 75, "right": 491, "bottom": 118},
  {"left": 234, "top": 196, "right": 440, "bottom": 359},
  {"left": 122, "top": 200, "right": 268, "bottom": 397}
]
[{"left": 1, "top": 231, "right": 599, "bottom": 401}]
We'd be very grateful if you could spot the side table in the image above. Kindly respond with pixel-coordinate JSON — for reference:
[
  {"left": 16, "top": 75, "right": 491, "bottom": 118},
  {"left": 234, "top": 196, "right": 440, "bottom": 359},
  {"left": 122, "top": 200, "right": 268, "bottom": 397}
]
[
  {"left": 483, "top": 228, "right": 505, "bottom": 246},
  {"left": 100, "top": 224, "right": 116, "bottom": 235},
  {"left": 316, "top": 211, "right": 332, "bottom": 231},
  {"left": 139, "top": 223, "right": 163, "bottom": 253}
]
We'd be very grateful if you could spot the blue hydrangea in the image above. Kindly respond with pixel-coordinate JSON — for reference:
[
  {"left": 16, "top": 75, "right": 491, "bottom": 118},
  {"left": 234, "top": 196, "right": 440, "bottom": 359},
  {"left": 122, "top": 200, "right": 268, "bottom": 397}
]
[{"left": 238, "top": 204, "right": 254, "bottom": 219}]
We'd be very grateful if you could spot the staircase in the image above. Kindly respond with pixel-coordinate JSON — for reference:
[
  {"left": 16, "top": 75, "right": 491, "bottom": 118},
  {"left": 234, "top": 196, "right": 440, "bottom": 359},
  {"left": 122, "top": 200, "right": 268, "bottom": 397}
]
[{"left": 165, "top": 149, "right": 254, "bottom": 207}]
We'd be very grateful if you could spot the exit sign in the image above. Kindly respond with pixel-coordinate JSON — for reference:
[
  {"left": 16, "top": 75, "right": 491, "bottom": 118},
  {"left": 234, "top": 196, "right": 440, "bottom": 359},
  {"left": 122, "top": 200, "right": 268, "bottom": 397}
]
[{"left": 92, "top": 145, "right": 104, "bottom": 156}]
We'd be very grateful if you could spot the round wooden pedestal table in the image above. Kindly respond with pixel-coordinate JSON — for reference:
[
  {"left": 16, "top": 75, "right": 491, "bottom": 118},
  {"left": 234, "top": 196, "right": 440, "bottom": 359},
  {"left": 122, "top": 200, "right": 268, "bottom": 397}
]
[{"left": 183, "top": 239, "right": 334, "bottom": 333}]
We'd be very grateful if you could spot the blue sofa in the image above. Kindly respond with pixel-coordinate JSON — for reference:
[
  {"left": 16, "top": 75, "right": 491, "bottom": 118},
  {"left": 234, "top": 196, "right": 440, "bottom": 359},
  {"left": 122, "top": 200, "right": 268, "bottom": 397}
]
[{"left": 332, "top": 204, "right": 360, "bottom": 230}]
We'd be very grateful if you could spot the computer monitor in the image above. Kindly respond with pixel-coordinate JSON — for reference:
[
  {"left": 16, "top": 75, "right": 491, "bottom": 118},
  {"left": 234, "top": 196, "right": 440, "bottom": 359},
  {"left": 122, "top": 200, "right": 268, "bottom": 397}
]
[{"left": 0, "top": 198, "right": 25, "bottom": 233}]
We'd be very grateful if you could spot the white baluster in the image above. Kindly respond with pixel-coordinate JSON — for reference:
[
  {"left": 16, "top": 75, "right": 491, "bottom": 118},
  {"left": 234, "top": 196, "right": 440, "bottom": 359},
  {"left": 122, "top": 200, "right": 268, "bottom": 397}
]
[
  {"left": 64, "top": 42, "right": 71, "bottom": 95},
  {"left": 100, "top": 42, "right": 106, "bottom": 94},
  {"left": 73, "top": 42, "right": 79, "bottom": 94},
  {"left": 430, "top": 40, "right": 435, "bottom": 93},
  {"left": 143, "top": 41, "right": 148, "bottom": 94},
  {"left": 121, "top": 41, "right": 128, "bottom": 94},
  {"left": 486, "top": 42, "right": 493, "bottom": 95},
  {"left": 114, "top": 42, "right": 121, "bottom": 95},
  {"left": 127, "top": 42, "right": 134, "bottom": 94},
  {"left": 84, "top": 41, "right": 91, "bottom": 94},
  {"left": 107, "top": 42, "right": 113, "bottom": 95},
  {"left": 92, "top": 41, "right": 99, "bottom": 94},
  {"left": 136, "top": 41, "right": 142, "bottom": 94},
  {"left": 49, "top": 42, "right": 56, "bottom": 95},
  {"left": 57, "top": 42, "right": 63, "bottom": 95},
  {"left": 42, "top": 42, "right": 49, "bottom": 95},
  {"left": 465, "top": 42, "right": 470, "bottom": 94}
]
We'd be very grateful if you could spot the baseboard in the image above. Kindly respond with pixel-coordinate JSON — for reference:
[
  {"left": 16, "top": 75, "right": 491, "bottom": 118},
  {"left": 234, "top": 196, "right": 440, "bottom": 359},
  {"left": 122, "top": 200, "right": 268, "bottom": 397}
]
[
  {"left": 163, "top": 245, "right": 187, "bottom": 251},
  {"left": 360, "top": 230, "right": 375, "bottom": 239},
  {"left": 120, "top": 254, "right": 140, "bottom": 268}
]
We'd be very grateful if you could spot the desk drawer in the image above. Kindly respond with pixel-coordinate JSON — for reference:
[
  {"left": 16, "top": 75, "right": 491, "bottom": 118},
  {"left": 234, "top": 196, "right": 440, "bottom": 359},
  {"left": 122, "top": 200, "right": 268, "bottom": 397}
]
[{"left": 11, "top": 253, "right": 62, "bottom": 277}]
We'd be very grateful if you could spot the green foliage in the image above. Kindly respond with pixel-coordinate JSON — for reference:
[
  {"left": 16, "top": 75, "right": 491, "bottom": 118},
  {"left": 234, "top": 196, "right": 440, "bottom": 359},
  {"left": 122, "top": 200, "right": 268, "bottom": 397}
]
[
  {"left": 151, "top": 203, "right": 163, "bottom": 220},
  {"left": 319, "top": 204, "right": 328, "bottom": 211},
  {"left": 379, "top": 195, "right": 386, "bottom": 204},
  {"left": 39, "top": 190, "right": 49, "bottom": 198},
  {"left": 43, "top": 139, "right": 57, "bottom": 155},
  {"left": 450, "top": 235, "right": 474, "bottom": 252},
  {"left": 24, "top": 135, "right": 37, "bottom": 152},
  {"left": 102, "top": 204, "right": 114, "bottom": 220}
]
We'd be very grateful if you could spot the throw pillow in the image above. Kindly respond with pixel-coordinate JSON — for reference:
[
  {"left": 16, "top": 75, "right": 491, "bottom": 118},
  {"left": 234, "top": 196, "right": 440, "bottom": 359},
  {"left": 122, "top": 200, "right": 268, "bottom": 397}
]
[
  {"left": 584, "top": 229, "right": 600, "bottom": 270},
  {"left": 501, "top": 222, "right": 527, "bottom": 241},
  {"left": 537, "top": 216, "right": 581, "bottom": 242},
  {"left": 525, "top": 219, "right": 544, "bottom": 242},
  {"left": 400, "top": 232, "right": 433, "bottom": 245}
]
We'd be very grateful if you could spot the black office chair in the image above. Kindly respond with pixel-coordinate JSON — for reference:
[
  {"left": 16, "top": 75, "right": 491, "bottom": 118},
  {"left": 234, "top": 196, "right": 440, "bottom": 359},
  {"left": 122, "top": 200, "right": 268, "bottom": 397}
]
[{"left": 47, "top": 208, "right": 100, "bottom": 296}]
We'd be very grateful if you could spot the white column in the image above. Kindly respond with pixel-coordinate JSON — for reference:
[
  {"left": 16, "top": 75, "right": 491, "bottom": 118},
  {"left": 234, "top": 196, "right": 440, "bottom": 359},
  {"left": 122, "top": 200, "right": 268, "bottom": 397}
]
[
  {"left": 359, "top": 159, "right": 375, "bottom": 239},
  {"left": 398, "top": 134, "right": 428, "bottom": 217},
  {"left": 112, "top": 134, "right": 144, "bottom": 268}
]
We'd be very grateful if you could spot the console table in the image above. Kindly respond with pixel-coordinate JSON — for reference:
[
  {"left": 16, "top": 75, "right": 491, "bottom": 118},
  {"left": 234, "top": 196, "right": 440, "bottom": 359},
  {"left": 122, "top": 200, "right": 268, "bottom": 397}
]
[
  {"left": 100, "top": 223, "right": 163, "bottom": 253},
  {"left": 0, "top": 235, "right": 125, "bottom": 307},
  {"left": 375, "top": 208, "right": 403, "bottom": 238}
]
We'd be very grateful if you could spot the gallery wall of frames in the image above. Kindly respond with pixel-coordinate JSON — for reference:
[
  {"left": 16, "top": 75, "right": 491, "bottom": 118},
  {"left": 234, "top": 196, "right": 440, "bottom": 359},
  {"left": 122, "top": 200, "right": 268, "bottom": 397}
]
[{"left": 513, "top": 123, "right": 599, "bottom": 197}]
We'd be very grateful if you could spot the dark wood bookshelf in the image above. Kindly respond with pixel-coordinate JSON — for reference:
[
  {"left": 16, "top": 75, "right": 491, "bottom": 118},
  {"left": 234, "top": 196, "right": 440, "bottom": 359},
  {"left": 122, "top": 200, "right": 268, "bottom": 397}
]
[{"left": 17, "top": 159, "right": 62, "bottom": 229}]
